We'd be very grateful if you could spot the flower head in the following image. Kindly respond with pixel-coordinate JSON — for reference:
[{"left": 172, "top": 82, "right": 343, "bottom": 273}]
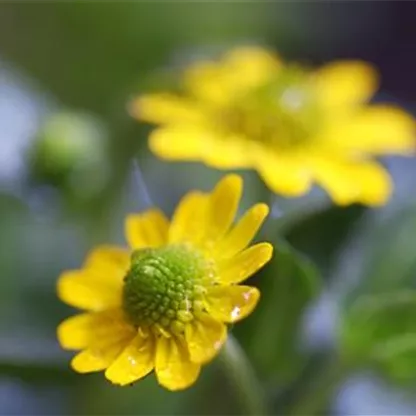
[
  {"left": 131, "top": 46, "right": 415, "bottom": 206},
  {"left": 57, "top": 175, "right": 273, "bottom": 390}
]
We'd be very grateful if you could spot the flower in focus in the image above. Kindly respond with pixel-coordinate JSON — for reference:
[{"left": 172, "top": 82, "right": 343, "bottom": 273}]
[
  {"left": 131, "top": 46, "right": 415, "bottom": 206},
  {"left": 57, "top": 175, "right": 272, "bottom": 390}
]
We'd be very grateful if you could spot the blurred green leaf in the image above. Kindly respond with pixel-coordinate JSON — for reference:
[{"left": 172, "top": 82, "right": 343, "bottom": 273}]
[
  {"left": 338, "top": 204, "right": 416, "bottom": 384},
  {"left": 245, "top": 240, "right": 321, "bottom": 383},
  {"left": 341, "top": 289, "right": 416, "bottom": 383},
  {"left": 355, "top": 204, "right": 416, "bottom": 296},
  {"left": 379, "top": 334, "right": 416, "bottom": 382},
  {"left": 286, "top": 204, "right": 365, "bottom": 276},
  {"left": 0, "top": 361, "right": 73, "bottom": 385}
]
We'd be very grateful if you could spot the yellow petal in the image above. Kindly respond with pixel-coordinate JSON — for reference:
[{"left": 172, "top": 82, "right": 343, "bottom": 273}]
[
  {"left": 57, "top": 309, "right": 133, "bottom": 350},
  {"left": 204, "top": 174, "right": 243, "bottom": 244},
  {"left": 222, "top": 46, "right": 281, "bottom": 88},
  {"left": 57, "top": 270, "right": 122, "bottom": 311},
  {"left": 202, "top": 135, "right": 258, "bottom": 169},
  {"left": 150, "top": 127, "right": 253, "bottom": 168},
  {"left": 329, "top": 106, "right": 416, "bottom": 155},
  {"left": 149, "top": 125, "right": 213, "bottom": 161},
  {"left": 58, "top": 246, "right": 129, "bottom": 311},
  {"left": 204, "top": 144, "right": 254, "bottom": 168},
  {"left": 311, "top": 158, "right": 392, "bottom": 206},
  {"left": 84, "top": 245, "right": 130, "bottom": 272},
  {"left": 183, "top": 60, "right": 233, "bottom": 105},
  {"left": 314, "top": 60, "right": 378, "bottom": 108},
  {"left": 185, "top": 314, "right": 227, "bottom": 364},
  {"left": 258, "top": 154, "right": 312, "bottom": 196},
  {"left": 213, "top": 203, "right": 269, "bottom": 259},
  {"left": 105, "top": 334, "right": 155, "bottom": 385},
  {"left": 206, "top": 285, "right": 260, "bottom": 323},
  {"left": 218, "top": 242, "right": 273, "bottom": 284},
  {"left": 184, "top": 46, "right": 280, "bottom": 104},
  {"left": 58, "top": 314, "right": 93, "bottom": 350},
  {"left": 155, "top": 336, "right": 201, "bottom": 391},
  {"left": 129, "top": 93, "right": 204, "bottom": 124},
  {"left": 168, "top": 191, "right": 209, "bottom": 245},
  {"left": 125, "top": 208, "right": 169, "bottom": 250},
  {"left": 71, "top": 336, "right": 131, "bottom": 374}
]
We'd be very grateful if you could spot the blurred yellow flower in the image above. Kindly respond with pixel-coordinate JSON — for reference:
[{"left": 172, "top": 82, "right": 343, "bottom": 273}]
[
  {"left": 131, "top": 46, "right": 415, "bottom": 206},
  {"left": 57, "top": 175, "right": 272, "bottom": 391}
]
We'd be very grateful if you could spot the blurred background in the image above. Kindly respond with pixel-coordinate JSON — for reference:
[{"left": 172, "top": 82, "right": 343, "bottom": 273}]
[{"left": 1, "top": 2, "right": 416, "bottom": 415}]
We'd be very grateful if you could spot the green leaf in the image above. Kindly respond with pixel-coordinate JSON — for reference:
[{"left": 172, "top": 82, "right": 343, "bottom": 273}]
[
  {"left": 341, "top": 289, "right": 416, "bottom": 383},
  {"left": 286, "top": 204, "right": 365, "bottom": 276},
  {"left": 336, "top": 203, "right": 416, "bottom": 384},
  {"left": 357, "top": 205, "right": 416, "bottom": 295},
  {"left": 244, "top": 240, "right": 321, "bottom": 383}
]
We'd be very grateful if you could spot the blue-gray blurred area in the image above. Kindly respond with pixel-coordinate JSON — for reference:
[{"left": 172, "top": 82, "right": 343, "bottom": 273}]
[{"left": 1, "top": 3, "right": 416, "bottom": 415}]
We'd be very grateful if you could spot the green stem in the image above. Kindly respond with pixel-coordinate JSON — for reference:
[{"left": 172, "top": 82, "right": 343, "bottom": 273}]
[
  {"left": 219, "top": 334, "right": 268, "bottom": 416},
  {"left": 287, "top": 356, "right": 351, "bottom": 416},
  {"left": 0, "top": 362, "right": 74, "bottom": 384}
]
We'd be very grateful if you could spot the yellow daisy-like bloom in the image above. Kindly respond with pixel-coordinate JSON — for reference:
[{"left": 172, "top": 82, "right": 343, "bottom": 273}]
[
  {"left": 131, "top": 47, "right": 415, "bottom": 206},
  {"left": 57, "top": 175, "right": 272, "bottom": 391}
]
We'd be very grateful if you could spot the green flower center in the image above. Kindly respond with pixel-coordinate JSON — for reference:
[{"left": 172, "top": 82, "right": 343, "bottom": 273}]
[
  {"left": 222, "top": 67, "right": 322, "bottom": 149},
  {"left": 122, "top": 245, "right": 211, "bottom": 334}
]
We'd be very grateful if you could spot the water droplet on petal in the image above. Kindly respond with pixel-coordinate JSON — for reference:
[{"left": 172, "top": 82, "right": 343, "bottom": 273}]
[
  {"left": 243, "top": 291, "right": 251, "bottom": 301},
  {"left": 231, "top": 306, "right": 241, "bottom": 320},
  {"left": 128, "top": 355, "right": 137, "bottom": 366}
]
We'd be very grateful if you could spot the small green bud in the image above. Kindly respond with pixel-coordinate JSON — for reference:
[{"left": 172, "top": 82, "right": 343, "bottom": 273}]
[{"left": 29, "top": 111, "right": 109, "bottom": 200}]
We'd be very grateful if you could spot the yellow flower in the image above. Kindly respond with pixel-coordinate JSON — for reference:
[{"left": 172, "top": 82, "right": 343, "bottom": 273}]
[
  {"left": 57, "top": 175, "right": 272, "bottom": 391},
  {"left": 131, "top": 46, "right": 415, "bottom": 206}
]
